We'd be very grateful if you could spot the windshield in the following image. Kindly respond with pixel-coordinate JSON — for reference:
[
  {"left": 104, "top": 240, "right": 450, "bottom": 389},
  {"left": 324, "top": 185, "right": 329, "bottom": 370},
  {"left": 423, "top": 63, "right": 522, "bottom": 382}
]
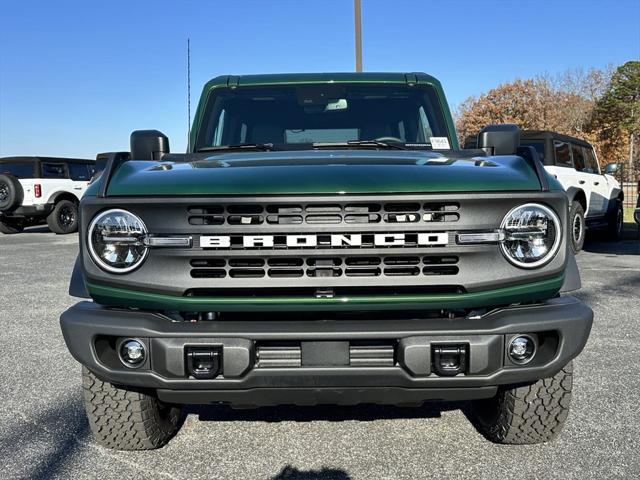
[{"left": 196, "top": 84, "right": 451, "bottom": 151}]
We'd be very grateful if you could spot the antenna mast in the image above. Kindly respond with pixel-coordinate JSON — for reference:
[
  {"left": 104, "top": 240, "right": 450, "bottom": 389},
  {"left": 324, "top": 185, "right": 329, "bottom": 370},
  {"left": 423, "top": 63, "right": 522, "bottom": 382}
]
[{"left": 187, "top": 38, "right": 191, "bottom": 152}]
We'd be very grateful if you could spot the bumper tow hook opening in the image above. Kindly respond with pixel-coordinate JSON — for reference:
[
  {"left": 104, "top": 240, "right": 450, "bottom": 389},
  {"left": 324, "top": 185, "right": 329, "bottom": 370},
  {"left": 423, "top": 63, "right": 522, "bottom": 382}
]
[
  {"left": 186, "top": 347, "right": 222, "bottom": 379},
  {"left": 433, "top": 345, "right": 467, "bottom": 376}
]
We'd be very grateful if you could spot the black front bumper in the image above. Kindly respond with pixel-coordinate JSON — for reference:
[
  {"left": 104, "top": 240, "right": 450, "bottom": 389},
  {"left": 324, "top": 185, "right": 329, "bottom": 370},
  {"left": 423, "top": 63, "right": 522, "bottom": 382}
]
[{"left": 60, "top": 296, "right": 593, "bottom": 406}]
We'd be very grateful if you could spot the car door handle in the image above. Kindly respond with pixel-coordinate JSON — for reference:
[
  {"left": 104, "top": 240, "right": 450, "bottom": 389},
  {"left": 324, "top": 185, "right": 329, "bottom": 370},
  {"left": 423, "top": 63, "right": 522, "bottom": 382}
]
[
  {"left": 578, "top": 180, "right": 585, "bottom": 185},
  {"left": 594, "top": 182, "right": 599, "bottom": 185},
  {"left": 74, "top": 187, "right": 83, "bottom": 190}
]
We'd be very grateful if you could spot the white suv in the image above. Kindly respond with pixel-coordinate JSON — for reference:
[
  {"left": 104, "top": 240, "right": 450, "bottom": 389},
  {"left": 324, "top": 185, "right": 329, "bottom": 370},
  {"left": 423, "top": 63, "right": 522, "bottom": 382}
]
[
  {"left": 0, "top": 156, "right": 96, "bottom": 234},
  {"left": 519, "top": 131, "right": 624, "bottom": 252}
]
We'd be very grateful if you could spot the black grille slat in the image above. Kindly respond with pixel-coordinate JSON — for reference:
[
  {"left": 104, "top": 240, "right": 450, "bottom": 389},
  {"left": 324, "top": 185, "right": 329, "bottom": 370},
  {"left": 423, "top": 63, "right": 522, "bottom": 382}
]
[
  {"left": 190, "top": 269, "right": 226, "bottom": 279},
  {"left": 189, "top": 255, "right": 459, "bottom": 279},
  {"left": 187, "top": 201, "right": 460, "bottom": 226}
]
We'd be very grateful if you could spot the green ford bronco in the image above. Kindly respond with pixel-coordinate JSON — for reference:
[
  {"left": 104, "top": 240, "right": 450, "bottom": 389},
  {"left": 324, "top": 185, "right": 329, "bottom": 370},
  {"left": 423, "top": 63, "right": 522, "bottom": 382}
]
[{"left": 60, "top": 72, "right": 593, "bottom": 450}]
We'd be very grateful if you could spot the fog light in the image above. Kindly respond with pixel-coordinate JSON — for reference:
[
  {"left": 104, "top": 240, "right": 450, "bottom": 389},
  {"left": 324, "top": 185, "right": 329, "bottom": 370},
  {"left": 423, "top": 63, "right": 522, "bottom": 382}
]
[
  {"left": 509, "top": 335, "right": 535, "bottom": 364},
  {"left": 119, "top": 339, "right": 146, "bottom": 368}
]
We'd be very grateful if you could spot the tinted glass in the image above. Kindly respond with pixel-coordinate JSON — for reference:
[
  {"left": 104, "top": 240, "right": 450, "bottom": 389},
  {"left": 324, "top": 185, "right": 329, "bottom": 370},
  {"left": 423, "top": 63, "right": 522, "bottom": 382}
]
[
  {"left": 0, "top": 162, "right": 36, "bottom": 178},
  {"left": 94, "top": 159, "right": 108, "bottom": 173},
  {"left": 42, "top": 163, "right": 66, "bottom": 178},
  {"left": 554, "top": 141, "right": 572, "bottom": 168},
  {"left": 68, "top": 163, "right": 92, "bottom": 181},
  {"left": 583, "top": 146, "right": 599, "bottom": 174},
  {"left": 571, "top": 144, "right": 586, "bottom": 171},
  {"left": 520, "top": 141, "right": 545, "bottom": 161},
  {"left": 197, "top": 84, "right": 450, "bottom": 150}
]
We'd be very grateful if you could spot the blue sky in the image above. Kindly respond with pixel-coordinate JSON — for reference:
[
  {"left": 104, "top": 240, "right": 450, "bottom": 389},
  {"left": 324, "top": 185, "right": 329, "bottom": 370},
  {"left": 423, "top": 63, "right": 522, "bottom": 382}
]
[{"left": 1, "top": 0, "right": 639, "bottom": 158}]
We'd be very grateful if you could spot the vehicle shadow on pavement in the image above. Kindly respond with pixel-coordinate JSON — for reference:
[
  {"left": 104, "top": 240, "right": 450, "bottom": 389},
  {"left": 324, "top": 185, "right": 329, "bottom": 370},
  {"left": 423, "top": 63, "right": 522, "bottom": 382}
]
[
  {"left": 583, "top": 239, "right": 639, "bottom": 256},
  {"left": 270, "top": 465, "right": 352, "bottom": 480},
  {"left": 191, "top": 401, "right": 463, "bottom": 423},
  {"left": 0, "top": 393, "right": 90, "bottom": 480}
]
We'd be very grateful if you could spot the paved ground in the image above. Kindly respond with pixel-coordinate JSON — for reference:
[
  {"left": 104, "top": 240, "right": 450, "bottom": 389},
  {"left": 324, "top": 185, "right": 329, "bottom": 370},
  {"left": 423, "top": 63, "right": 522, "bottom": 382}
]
[{"left": 0, "top": 228, "right": 638, "bottom": 479}]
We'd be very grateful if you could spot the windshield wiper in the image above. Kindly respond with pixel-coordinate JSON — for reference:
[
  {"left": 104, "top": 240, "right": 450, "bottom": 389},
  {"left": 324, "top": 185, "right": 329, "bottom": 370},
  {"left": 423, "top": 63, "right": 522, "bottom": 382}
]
[
  {"left": 197, "top": 143, "right": 274, "bottom": 153},
  {"left": 313, "top": 140, "right": 407, "bottom": 150}
]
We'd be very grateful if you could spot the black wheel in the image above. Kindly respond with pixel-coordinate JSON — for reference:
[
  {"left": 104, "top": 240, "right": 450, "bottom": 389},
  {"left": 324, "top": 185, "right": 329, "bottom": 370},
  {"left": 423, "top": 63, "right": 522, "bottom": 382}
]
[
  {"left": 0, "top": 219, "right": 24, "bottom": 234},
  {"left": 0, "top": 174, "right": 23, "bottom": 212},
  {"left": 605, "top": 199, "right": 623, "bottom": 242},
  {"left": 467, "top": 362, "right": 573, "bottom": 445},
  {"left": 569, "top": 201, "right": 585, "bottom": 253},
  {"left": 82, "top": 367, "right": 183, "bottom": 450},
  {"left": 46, "top": 199, "right": 78, "bottom": 234}
]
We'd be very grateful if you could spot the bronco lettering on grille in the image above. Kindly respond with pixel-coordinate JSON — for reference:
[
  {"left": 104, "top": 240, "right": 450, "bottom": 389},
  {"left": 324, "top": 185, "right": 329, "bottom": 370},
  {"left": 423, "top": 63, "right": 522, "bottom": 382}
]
[{"left": 200, "top": 233, "right": 449, "bottom": 249}]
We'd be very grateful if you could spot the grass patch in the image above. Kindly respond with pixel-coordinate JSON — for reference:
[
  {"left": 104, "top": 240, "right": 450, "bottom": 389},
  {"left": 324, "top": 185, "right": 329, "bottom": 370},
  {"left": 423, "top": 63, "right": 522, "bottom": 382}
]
[{"left": 624, "top": 207, "right": 636, "bottom": 224}]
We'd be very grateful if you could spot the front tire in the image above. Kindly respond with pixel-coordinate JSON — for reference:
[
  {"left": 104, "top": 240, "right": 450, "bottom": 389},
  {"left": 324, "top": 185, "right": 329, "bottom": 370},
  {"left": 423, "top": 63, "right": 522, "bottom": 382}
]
[
  {"left": 82, "top": 367, "right": 183, "bottom": 450},
  {"left": 0, "top": 219, "right": 24, "bottom": 234},
  {"left": 468, "top": 362, "right": 573, "bottom": 445},
  {"left": 47, "top": 199, "right": 78, "bottom": 234},
  {"left": 569, "top": 201, "right": 585, "bottom": 253}
]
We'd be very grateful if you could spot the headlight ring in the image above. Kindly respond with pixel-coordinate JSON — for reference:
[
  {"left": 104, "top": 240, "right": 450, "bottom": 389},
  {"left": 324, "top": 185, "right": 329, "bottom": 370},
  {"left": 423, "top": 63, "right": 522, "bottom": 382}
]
[
  {"left": 500, "top": 203, "right": 562, "bottom": 269},
  {"left": 87, "top": 208, "right": 148, "bottom": 274}
]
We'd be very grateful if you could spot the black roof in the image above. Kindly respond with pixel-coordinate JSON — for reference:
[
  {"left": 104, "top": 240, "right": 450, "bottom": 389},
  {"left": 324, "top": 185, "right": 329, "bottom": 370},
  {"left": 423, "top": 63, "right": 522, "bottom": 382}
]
[
  {"left": 520, "top": 130, "right": 592, "bottom": 147},
  {"left": 0, "top": 156, "right": 94, "bottom": 164}
]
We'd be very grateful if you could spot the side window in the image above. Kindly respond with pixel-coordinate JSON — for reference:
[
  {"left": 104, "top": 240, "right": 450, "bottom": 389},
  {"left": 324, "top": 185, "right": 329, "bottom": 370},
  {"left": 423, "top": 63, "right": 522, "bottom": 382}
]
[
  {"left": 42, "top": 163, "right": 66, "bottom": 179},
  {"left": 520, "top": 141, "right": 545, "bottom": 162},
  {"left": 68, "top": 163, "right": 92, "bottom": 181},
  {"left": 583, "top": 147, "right": 600, "bottom": 174},
  {"left": 554, "top": 141, "right": 572, "bottom": 168},
  {"left": 570, "top": 144, "right": 586, "bottom": 172}
]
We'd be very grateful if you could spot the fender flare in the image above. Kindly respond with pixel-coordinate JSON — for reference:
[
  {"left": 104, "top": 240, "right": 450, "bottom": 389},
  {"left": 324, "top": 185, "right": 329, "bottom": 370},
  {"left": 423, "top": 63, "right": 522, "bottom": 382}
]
[
  {"left": 565, "top": 187, "right": 587, "bottom": 208},
  {"left": 560, "top": 250, "right": 581, "bottom": 293},
  {"left": 69, "top": 255, "right": 90, "bottom": 298},
  {"left": 46, "top": 189, "right": 82, "bottom": 205}
]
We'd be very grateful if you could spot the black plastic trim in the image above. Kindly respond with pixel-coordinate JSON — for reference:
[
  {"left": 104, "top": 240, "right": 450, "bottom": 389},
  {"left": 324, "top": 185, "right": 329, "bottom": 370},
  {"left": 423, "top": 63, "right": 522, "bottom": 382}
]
[
  {"left": 69, "top": 255, "right": 90, "bottom": 298},
  {"left": 60, "top": 296, "right": 593, "bottom": 405},
  {"left": 97, "top": 152, "right": 131, "bottom": 198},
  {"left": 560, "top": 250, "right": 581, "bottom": 293}
]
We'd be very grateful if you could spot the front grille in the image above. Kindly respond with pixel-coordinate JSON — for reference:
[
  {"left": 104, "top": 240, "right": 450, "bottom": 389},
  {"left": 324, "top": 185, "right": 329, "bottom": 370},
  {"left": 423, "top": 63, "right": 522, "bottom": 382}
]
[
  {"left": 190, "top": 255, "right": 459, "bottom": 279},
  {"left": 188, "top": 202, "right": 459, "bottom": 226},
  {"left": 256, "top": 342, "right": 395, "bottom": 368}
]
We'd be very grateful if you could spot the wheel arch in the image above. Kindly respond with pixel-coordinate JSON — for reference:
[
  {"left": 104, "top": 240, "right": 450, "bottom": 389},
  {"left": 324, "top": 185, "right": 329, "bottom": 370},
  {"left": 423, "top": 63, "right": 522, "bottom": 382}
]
[
  {"left": 566, "top": 188, "right": 587, "bottom": 211},
  {"left": 47, "top": 190, "right": 80, "bottom": 205}
]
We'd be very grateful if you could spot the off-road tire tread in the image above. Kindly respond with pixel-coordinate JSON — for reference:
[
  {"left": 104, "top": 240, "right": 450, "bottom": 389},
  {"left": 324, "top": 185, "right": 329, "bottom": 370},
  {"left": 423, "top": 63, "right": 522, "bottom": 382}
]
[
  {"left": 82, "top": 367, "right": 182, "bottom": 450},
  {"left": 605, "top": 199, "right": 623, "bottom": 242},
  {"left": 569, "top": 201, "right": 585, "bottom": 253},
  {"left": 469, "top": 362, "right": 573, "bottom": 444},
  {"left": 0, "top": 220, "right": 24, "bottom": 234},
  {"left": 47, "top": 199, "right": 78, "bottom": 234}
]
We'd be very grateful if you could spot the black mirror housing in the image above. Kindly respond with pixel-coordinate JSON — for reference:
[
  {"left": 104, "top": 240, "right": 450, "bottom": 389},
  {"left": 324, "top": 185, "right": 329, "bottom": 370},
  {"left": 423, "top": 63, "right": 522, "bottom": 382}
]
[
  {"left": 604, "top": 163, "right": 620, "bottom": 174},
  {"left": 477, "top": 124, "right": 520, "bottom": 156},
  {"left": 130, "top": 130, "right": 170, "bottom": 160}
]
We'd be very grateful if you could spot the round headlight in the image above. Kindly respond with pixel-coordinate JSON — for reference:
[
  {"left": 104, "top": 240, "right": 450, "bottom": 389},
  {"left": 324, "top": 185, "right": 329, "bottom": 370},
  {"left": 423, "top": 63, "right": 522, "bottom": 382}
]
[
  {"left": 88, "top": 209, "right": 148, "bottom": 273},
  {"left": 500, "top": 203, "right": 561, "bottom": 268}
]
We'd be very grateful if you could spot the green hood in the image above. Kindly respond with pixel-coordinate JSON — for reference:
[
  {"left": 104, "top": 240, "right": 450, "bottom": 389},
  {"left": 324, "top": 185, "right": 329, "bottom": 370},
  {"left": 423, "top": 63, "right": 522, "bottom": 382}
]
[{"left": 105, "top": 150, "right": 542, "bottom": 196}]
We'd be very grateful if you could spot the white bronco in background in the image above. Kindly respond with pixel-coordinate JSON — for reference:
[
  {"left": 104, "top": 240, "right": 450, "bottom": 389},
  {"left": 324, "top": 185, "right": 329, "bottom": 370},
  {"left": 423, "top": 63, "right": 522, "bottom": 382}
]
[
  {"left": 518, "top": 131, "right": 624, "bottom": 252},
  {"left": 466, "top": 131, "right": 624, "bottom": 252},
  {"left": 0, "top": 156, "right": 96, "bottom": 234}
]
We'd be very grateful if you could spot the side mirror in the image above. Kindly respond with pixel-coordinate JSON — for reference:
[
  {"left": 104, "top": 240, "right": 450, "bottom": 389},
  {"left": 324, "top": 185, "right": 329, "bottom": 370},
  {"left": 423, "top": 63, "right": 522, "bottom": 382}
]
[
  {"left": 604, "top": 163, "right": 620, "bottom": 174},
  {"left": 130, "top": 130, "right": 170, "bottom": 160},
  {"left": 477, "top": 124, "right": 520, "bottom": 155}
]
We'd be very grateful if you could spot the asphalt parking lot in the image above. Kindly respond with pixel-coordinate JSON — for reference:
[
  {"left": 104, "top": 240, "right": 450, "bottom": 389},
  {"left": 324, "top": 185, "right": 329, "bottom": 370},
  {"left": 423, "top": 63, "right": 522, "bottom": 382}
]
[{"left": 0, "top": 229, "right": 638, "bottom": 479}]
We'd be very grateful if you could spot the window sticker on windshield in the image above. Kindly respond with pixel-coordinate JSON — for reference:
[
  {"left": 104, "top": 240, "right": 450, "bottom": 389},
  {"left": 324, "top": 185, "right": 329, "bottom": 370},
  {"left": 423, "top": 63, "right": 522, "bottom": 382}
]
[{"left": 429, "top": 137, "right": 450, "bottom": 149}]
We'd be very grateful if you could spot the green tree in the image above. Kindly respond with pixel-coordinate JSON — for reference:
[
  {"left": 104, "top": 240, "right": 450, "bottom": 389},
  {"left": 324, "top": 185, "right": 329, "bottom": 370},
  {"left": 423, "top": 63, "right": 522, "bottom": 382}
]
[{"left": 592, "top": 61, "right": 640, "bottom": 179}]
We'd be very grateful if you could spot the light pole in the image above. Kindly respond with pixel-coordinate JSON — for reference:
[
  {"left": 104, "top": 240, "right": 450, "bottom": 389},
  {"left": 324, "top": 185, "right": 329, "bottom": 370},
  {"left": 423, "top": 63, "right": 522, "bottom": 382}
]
[{"left": 354, "top": 0, "right": 362, "bottom": 72}]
